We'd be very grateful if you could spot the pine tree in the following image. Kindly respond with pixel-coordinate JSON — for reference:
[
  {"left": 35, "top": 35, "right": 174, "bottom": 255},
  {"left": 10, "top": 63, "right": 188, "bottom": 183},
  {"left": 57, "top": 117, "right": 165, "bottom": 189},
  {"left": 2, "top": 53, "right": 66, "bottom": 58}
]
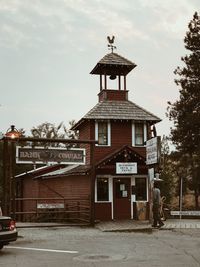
[
  {"left": 159, "top": 136, "right": 175, "bottom": 204},
  {"left": 167, "top": 12, "right": 200, "bottom": 208}
]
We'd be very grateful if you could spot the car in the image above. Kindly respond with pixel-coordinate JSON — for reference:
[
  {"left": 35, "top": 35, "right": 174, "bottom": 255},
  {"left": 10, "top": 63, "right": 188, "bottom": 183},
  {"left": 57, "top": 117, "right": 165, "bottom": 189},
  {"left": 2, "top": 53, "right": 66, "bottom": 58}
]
[{"left": 0, "top": 216, "right": 18, "bottom": 250}]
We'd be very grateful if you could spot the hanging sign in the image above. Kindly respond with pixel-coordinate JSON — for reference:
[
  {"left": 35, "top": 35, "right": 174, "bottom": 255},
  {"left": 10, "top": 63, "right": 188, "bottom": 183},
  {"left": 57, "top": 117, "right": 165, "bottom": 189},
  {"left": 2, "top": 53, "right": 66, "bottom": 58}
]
[
  {"left": 116, "top": 162, "right": 137, "bottom": 174},
  {"left": 146, "top": 136, "right": 161, "bottom": 165},
  {"left": 16, "top": 146, "right": 85, "bottom": 165}
]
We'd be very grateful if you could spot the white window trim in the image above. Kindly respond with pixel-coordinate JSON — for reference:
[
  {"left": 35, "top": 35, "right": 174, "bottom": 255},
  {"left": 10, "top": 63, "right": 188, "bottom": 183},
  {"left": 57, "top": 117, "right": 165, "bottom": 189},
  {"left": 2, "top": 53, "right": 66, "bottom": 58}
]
[
  {"left": 143, "top": 123, "right": 147, "bottom": 145},
  {"left": 132, "top": 175, "right": 148, "bottom": 202},
  {"left": 95, "top": 176, "right": 112, "bottom": 203},
  {"left": 132, "top": 122, "right": 135, "bottom": 146},
  {"left": 95, "top": 121, "right": 111, "bottom": 146},
  {"left": 132, "top": 122, "right": 147, "bottom": 147}
]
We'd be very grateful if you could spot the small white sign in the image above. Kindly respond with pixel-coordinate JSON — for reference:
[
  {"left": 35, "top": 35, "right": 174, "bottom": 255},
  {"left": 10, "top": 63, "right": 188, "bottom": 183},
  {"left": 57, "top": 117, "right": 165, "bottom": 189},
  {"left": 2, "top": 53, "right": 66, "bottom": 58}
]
[
  {"left": 148, "top": 168, "right": 154, "bottom": 182},
  {"left": 171, "top": 210, "right": 200, "bottom": 216},
  {"left": 37, "top": 203, "right": 64, "bottom": 209},
  {"left": 116, "top": 162, "right": 137, "bottom": 174},
  {"left": 120, "top": 184, "right": 125, "bottom": 191},
  {"left": 122, "top": 191, "right": 128, "bottom": 197}
]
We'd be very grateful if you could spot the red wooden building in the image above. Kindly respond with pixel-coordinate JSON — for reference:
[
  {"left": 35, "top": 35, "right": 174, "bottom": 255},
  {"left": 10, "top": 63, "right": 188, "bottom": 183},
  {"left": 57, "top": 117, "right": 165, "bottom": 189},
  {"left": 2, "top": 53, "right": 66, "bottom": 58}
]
[{"left": 16, "top": 45, "right": 161, "bottom": 222}]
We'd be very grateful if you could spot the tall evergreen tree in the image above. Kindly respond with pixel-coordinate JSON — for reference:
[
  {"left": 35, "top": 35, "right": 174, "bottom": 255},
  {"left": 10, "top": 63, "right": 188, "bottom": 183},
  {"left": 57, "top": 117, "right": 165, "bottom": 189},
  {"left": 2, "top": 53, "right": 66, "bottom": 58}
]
[
  {"left": 159, "top": 136, "right": 175, "bottom": 204},
  {"left": 167, "top": 12, "right": 200, "bottom": 208}
]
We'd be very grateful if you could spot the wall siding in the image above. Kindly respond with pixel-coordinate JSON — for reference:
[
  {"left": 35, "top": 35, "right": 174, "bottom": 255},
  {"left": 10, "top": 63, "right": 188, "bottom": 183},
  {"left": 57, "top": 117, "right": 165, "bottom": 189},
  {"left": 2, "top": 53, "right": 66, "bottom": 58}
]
[
  {"left": 95, "top": 203, "right": 112, "bottom": 221},
  {"left": 20, "top": 176, "right": 91, "bottom": 218}
]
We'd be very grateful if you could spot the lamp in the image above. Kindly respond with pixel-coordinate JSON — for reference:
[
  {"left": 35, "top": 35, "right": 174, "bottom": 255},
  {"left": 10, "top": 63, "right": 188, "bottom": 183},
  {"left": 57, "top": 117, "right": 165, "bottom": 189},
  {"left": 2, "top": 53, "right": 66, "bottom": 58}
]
[{"left": 5, "top": 125, "right": 20, "bottom": 139}]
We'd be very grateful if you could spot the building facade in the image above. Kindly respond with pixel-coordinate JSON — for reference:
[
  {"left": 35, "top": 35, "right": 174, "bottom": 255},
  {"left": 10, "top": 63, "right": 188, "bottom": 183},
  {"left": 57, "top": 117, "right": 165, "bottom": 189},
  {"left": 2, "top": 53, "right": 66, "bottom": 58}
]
[
  {"left": 71, "top": 50, "right": 161, "bottom": 221},
  {"left": 16, "top": 47, "right": 161, "bottom": 222}
]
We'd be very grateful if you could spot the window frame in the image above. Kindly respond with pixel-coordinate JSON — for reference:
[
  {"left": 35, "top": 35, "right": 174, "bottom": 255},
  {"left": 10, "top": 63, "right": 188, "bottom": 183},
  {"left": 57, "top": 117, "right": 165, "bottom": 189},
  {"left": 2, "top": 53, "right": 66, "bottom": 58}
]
[
  {"left": 95, "top": 121, "right": 111, "bottom": 146},
  {"left": 132, "top": 122, "right": 147, "bottom": 147},
  {"left": 135, "top": 177, "right": 147, "bottom": 201},
  {"left": 96, "top": 177, "right": 110, "bottom": 202}
]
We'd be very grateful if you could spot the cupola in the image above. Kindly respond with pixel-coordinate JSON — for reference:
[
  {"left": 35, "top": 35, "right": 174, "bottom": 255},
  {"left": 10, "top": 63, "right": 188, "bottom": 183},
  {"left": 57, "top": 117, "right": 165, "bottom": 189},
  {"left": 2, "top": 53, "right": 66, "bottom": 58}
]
[{"left": 90, "top": 36, "right": 137, "bottom": 102}]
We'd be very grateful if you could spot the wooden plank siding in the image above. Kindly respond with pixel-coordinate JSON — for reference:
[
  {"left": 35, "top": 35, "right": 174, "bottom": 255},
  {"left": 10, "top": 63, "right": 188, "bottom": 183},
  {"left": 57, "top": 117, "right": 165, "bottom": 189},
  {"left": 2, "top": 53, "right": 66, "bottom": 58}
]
[
  {"left": 95, "top": 203, "right": 112, "bottom": 221},
  {"left": 79, "top": 119, "right": 146, "bottom": 164},
  {"left": 18, "top": 175, "right": 91, "bottom": 222}
]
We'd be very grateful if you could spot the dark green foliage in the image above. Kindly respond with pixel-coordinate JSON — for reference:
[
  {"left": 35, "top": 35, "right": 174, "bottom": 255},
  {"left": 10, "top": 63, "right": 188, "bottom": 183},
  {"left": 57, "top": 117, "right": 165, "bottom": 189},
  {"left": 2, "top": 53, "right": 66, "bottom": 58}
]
[
  {"left": 167, "top": 12, "right": 200, "bottom": 208},
  {"left": 167, "top": 12, "right": 200, "bottom": 154},
  {"left": 159, "top": 136, "right": 175, "bottom": 204}
]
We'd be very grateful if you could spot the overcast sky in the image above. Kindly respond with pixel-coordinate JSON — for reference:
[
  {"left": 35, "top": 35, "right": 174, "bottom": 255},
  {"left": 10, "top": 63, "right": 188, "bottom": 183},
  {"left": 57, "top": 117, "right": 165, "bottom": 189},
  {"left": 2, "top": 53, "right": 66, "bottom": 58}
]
[{"left": 1, "top": 0, "right": 199, "bottom": 141}]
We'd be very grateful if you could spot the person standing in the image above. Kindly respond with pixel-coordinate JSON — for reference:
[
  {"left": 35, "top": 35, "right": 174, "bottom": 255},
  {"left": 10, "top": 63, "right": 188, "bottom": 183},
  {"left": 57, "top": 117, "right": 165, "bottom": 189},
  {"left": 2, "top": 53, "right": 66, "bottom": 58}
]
[{"left": 152, "top": 180, "right": 164, "bottom": 228}]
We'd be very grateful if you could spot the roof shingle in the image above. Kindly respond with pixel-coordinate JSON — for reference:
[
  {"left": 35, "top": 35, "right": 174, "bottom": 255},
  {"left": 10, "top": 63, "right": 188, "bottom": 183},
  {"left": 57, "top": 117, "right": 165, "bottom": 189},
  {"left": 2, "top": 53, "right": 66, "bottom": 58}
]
[
  {"left": 83, "top": 100, "right": 161, "bottom": 122},
  {"left": 90, "top": 52, "right": 136, "bottom": 75},
  {"left": 72, "top": 99, "right": 161, "bottom": 130}
]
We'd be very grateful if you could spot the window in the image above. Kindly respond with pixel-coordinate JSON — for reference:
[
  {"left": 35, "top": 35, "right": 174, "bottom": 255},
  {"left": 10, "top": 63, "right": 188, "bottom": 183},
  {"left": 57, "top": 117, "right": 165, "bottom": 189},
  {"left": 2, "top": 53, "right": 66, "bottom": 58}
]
[
  {"left": 132, "top": 123, "right": 147, "bottom": 146},
  {"left": 135, "top": 123, "right": 144, "bottom": 146},
  {"left": 97, "top": 178, "right": 109, "bottom": 201},
  {"left": 95, "top": 121, "right": 111, "bottom": 146},
  {"left": 98, "top": 122, "right": 108, "bottom": 145},
  {"left": 135, "top": 178, "right": 147, "bottom": 201}
]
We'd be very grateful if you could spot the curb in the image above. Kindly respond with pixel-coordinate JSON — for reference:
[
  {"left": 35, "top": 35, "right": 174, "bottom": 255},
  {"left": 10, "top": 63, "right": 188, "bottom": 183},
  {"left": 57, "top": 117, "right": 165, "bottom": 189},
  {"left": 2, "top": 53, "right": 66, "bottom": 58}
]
[
  {"left": 100, "top": 228, "right": 153, "bottom": 233},
  {"left": 16, "top": 223, "right": 90, "bottom": 229}
]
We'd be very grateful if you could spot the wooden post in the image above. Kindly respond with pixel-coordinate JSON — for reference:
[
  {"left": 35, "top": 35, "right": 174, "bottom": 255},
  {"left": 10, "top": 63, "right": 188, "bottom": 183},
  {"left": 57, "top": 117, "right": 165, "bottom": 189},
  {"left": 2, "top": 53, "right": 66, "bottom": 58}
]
[
  {"left": 11, "top": 141, "right": 16, "bottom": 220},
  {"left": 90, "top": 142, "right": 95, "bottom": 226},
  {"left": 100, "top": 75, "right": 102, "bottom": 91},
  {"left": 124, "top": 75, "right": 126, "bottom": 90},
  {"left": 104, "top": 75, "right": 107, "bottom": 90},
  {"left": 2, "top": 139, "right": 9, "bottom": 216},
  {"left": 118, "top": 75, "right": 121, "bottom": 90}
]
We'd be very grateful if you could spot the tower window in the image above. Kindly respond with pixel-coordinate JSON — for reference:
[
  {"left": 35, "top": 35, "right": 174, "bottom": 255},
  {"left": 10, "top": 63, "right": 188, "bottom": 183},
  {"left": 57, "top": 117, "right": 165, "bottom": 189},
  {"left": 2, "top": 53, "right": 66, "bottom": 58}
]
[
  {"left": 135, "top": 123, "right": 144, "bottom": 146},
  {"left": 132, "top": 123, "right": 147, "bottom": 146},
  {"left": 95, "top": 121, "right": 111, "bottom": 146},
  {"left": 98, "top": 122, "right": 108, "bottom": 145}
]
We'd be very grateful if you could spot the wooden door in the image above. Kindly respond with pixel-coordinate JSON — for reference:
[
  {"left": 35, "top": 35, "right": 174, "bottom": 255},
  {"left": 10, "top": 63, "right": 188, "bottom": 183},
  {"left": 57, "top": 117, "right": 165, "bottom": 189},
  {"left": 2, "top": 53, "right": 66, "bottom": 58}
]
[{"left": 113, "top": 178, "right": 131, "bottom": 219}]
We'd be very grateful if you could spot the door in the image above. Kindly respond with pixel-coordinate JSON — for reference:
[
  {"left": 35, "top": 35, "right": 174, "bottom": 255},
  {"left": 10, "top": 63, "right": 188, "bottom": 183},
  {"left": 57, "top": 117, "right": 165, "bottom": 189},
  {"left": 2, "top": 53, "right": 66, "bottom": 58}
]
[{"left": 113, "top": 178, "right": 131, "bottom": 219}]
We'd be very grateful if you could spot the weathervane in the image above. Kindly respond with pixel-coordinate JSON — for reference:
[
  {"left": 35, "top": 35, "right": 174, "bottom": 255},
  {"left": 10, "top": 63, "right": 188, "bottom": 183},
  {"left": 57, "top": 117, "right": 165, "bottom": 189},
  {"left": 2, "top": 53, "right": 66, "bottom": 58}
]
[{"left": 107, "top": 35, "right": 116, "bottom": 53}]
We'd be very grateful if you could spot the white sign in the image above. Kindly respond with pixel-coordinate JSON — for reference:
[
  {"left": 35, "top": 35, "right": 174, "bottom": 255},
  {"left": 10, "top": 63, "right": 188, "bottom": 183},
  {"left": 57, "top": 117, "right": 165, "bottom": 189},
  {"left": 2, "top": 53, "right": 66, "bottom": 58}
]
[
  {"left": 171, "top": 210, "right": 200, "bottom": 216},
  {"left": 148, "top": 168, "right": 154, "bottom": 182},
  {"left": 116, "top": 162, "right": 137, "bottom": 174},
  {"left": 16, "top": 146, "right": 85, "bottom": 165},
  {"left": 146, "top": 137, "right": 161, "bottom": 165},
  {"left": 37, "top": 203, "right": 64, "bottom": 209}
]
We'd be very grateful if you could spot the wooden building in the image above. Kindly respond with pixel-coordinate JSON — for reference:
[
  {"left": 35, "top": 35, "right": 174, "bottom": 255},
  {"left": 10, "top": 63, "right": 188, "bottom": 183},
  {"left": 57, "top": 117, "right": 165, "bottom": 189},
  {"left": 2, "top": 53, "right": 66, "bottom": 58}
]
[{"left": 16, "top": 45, "right": 161, "bottom": 222}]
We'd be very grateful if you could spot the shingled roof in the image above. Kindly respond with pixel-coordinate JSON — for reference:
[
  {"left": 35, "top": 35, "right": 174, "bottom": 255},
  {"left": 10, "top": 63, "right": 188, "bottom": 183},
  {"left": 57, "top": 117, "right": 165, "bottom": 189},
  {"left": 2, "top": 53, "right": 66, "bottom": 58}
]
[
  {"left": 90, "top": 52, "right": 136, "bottom": 76},
  {"left": 72, "top": 100, "right": 161, "bottom": 130}
]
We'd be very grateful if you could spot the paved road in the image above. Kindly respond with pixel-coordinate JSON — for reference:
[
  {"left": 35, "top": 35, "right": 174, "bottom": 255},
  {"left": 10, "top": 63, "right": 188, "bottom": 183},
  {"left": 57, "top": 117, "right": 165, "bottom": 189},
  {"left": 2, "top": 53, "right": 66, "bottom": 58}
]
[{"left": 1, "top": 226, "right": 200, "bottom": 267}]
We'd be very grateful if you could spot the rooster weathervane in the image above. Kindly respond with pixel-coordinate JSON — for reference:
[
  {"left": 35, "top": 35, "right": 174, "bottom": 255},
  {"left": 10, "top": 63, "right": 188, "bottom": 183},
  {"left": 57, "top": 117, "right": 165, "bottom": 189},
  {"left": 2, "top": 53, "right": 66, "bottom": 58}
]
[{"left": 107, "top": 35, "right": 116, "bottom": 53}]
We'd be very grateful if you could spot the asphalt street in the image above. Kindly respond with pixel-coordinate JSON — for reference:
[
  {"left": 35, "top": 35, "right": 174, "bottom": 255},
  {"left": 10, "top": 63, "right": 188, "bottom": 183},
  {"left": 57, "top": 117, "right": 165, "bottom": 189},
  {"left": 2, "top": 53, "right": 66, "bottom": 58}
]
[{"left": 1, "top": 226, "right": 200, "bottom": 267}]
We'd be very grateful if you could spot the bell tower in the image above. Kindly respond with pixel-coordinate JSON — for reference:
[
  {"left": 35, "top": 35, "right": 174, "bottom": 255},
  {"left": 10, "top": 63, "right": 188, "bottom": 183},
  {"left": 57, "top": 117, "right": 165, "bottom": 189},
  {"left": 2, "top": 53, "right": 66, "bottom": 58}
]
[{"left": 90, "top": 36, "right": 137, "bottom": 102}]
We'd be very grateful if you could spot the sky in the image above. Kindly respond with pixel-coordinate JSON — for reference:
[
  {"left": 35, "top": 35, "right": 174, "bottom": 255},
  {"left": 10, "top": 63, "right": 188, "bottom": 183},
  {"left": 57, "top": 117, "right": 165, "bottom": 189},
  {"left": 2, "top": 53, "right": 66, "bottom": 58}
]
[{"left": 0, "top": 0, "right": 199, "bottom": 144}]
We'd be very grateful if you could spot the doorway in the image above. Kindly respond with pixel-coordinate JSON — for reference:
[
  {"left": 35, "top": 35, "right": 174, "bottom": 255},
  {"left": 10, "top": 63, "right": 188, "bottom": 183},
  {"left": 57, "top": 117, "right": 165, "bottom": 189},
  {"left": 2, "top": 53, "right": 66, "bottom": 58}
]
[{"left": 113, "top": 178, "right": 131, "bottom": 219}]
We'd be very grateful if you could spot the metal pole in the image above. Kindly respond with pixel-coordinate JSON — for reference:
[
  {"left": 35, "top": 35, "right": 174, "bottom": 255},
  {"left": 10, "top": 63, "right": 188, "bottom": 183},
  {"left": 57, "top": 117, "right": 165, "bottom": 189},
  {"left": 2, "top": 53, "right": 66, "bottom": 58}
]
[{"left": 180, "top": 177, "right": 183, "bottom": 220}]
